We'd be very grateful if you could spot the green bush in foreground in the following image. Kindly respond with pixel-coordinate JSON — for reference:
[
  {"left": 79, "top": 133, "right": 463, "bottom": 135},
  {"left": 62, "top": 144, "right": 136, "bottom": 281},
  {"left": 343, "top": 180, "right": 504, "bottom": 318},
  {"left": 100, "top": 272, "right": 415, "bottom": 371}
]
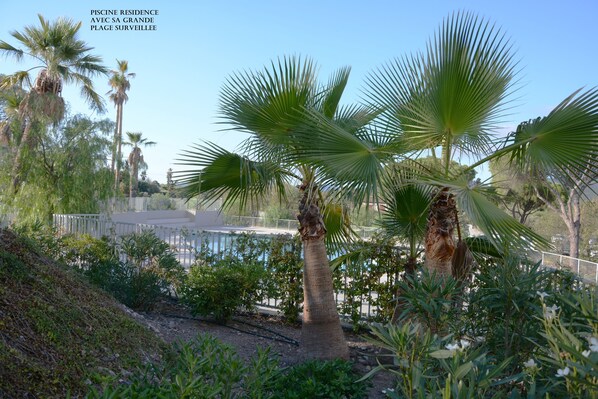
[
  {"left": 272, "top": 358, "right": 370, "bottom": 399},
  {"left": 87, "top": 333, "right": 369, "bottom": 399}
]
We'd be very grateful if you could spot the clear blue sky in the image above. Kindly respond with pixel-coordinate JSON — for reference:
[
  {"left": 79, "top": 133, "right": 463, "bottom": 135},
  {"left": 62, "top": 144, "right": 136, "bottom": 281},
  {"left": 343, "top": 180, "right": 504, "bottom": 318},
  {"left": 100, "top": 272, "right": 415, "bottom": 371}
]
[{"left": 1, "top": 0, "right": 597, "bottom": 183}]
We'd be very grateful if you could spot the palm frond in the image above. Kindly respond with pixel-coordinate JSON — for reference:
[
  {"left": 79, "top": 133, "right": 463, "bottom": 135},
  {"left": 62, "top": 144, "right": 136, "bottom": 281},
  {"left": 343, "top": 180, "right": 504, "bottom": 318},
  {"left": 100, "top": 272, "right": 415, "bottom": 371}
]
[
  {"left": 505, "top": 87, "right": 598, "bottom": 190},
  {"left": 0, "top": 40, "right": 25, "bottom": 61},
  {"left": 377, "top": 171, "right": 433, "bottom": 246},
  {"left": 296, "top": 109, "right": 398, "bottom": 206},
  {"left": 448, "top": 180, "right": 549, "bottom": 253},
  {"left": 219, "top": 55, "right": 317, "bottom": 147},
  {"left": 321, "top": 200, "right": 356, "bottom": 255},
  {"left": 365, "top": 11, "right": 517, "bottom": 160},
  {"left": 319, "top": 66, "right": 351, "bottom": 119},
  {"left": 175, "top": 141, "right": 293, "bottom": 212}
]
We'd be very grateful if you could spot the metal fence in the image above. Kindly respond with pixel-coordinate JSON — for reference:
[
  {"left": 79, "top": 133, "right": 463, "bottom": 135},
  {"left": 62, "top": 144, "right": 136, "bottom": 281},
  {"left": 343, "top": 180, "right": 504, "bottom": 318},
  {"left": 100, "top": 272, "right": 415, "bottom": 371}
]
[
  {"left": 53, "top": 213, "right": 394, "bottom": 320},
  {"left": 222, "top": 215, "right": 381, "bottom": 239},
  {"left": 53, "top": 214, "right": 598, "bottom": 321},
  {"left": 538, "top": 251, "right": 598, "bottom": 284},
  {"left": 53, "top": 214, "right": 249, "bottom": 268}
]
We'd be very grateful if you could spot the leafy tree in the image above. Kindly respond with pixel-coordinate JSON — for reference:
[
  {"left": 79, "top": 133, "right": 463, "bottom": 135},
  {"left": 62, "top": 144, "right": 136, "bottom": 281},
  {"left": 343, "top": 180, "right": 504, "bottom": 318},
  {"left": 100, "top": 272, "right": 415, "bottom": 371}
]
[
  {"left": 0, "top": 114, "right": 113, "bottom": 224},
  {"left": 177, "top": 56, "right": 378, "bottom": 360},
  {"left": 490, "top": 156, "right": 553, "bottom": 225},
  {"left": 0, "top": 15, "right": 108, "bottom": 192},
  {"left": 124, "top": 132, "right": 155, "bottom": 198},
  {"left": 138, "top": 179, "right": 162, "bottom": 196},
  {"left": 107, "top": 60, "right": 135, "bottom": 191}
]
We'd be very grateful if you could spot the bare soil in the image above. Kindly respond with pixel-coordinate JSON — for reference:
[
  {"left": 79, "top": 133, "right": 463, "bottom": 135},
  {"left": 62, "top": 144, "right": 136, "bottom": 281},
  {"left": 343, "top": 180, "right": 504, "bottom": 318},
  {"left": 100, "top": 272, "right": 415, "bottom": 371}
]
[{"left": 141, "top": 299, "right": 395, "bottom": 399}]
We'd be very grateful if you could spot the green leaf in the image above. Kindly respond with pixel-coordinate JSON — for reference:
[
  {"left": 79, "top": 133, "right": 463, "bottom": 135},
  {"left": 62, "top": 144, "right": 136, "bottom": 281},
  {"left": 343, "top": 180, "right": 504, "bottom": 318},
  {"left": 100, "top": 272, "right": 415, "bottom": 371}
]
[
  {"left": 453, "top": 361, "right": 474, "bottom": 380},
  {"left": 430, "top": 349, "right": 454, "bottom": 359}
]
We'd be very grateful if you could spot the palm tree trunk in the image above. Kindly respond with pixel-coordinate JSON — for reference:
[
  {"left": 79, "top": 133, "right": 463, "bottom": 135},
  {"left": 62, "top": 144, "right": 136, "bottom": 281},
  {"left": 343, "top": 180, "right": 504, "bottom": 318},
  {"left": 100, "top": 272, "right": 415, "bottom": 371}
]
[
  {"left": 11, "top": 119, "right": 36, "bottom": 193},
  {"left": 297, "top": 188, "right": 348, "bottom": 360},
  {"left": 424, "top": 187, "right": 457, "bottom": 276},
  {"left": 130, "top": 158, "right": 138, "bottom": 198},
  {"left": 114, "top": 103, "right": 123, "bottom": 192},
  {"left": 111, "top": 103, "right": 121, "bottom": 173}
]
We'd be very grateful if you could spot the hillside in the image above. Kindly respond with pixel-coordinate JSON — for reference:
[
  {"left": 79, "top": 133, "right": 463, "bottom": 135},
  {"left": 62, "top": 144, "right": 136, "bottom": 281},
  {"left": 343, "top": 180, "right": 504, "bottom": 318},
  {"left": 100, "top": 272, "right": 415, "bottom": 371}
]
[{"left": 0, "top": 229, "right": 167, "bottom": 398}]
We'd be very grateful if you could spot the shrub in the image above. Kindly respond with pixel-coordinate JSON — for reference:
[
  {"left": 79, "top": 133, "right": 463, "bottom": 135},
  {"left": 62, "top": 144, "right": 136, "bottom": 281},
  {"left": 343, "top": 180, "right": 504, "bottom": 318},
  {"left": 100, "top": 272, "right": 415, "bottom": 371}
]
[
  {"left": 464, "top": 256, "right": 553, "bottom": 365},
  {"left": 332, "top": 235, "right": 407, "bottom": 328},
  {"left": 87, "top": 334, "right": 277, "bottom": 399},
  {"left": 182, "top": 259, "right": 267, "bottom": 321},
  {"left": 272, "top": 359, "right": 369, "bottom": 399},
  {"left": 529, "top": 289, "right": 598, "bottom": 397},
  {"left": 393, "top": 268, "right": 461, "bottom": 334},
  {"left": 88, "top": 333, "right": 369, "bottom": 399},
  {"left": 55, "top": 230, "right": 185, "bottom": 311},
  {"left": 118, "top": 230, "right": 186, "bottom": 303},
  {"left": 265, "top": 234, "right": 303, "bottom": 323},
  {"left": 147, "top": 193, "right": 176, "bottom": 210},
  {"left": 187, "top": 231, "right": 304, "bottom": 323}
]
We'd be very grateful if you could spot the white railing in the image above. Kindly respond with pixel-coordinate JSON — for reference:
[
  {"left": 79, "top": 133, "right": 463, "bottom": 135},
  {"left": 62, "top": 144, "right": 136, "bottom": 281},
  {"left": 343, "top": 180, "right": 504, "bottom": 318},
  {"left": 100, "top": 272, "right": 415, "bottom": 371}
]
[
  {"left": 53, "top": 213, "right": 245, "bottom": 268},
  {"left": 223, "top": 215, "right": 298, "bottom": 232},
  {"left": 223, "top": 215, "right": 381, "bottom": 239},
  {"left": 538, "top": 251, "right": 598, "bottom": 284},
  {"left": 52, "top": 214, "right": 597, "bottom": 322},
  {"left": 54, "top": 214, "right": 598, "bottom": 283},
  {"left": 52, "top": 213, "right": 397, "bottom": 320}
]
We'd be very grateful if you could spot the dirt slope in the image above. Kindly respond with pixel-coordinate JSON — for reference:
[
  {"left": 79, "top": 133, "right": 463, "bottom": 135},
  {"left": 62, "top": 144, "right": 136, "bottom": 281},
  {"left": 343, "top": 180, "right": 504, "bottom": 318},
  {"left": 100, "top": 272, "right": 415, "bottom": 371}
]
[{"left": 0, "top": 229, "right": 166, "bottom": 398}]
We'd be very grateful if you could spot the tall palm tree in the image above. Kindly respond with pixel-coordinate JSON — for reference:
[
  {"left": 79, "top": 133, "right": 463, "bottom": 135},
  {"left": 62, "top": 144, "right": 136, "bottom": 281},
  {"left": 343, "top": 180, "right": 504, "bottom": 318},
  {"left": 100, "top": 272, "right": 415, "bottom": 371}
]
[
  {"left": 0, "top": 14, "right": 108, "bottom": 192},
  {"left": 296, "top": 12, "right": 598, "bottom": 278},
  {"left": 176, "top": 56, "right": 380, "bottom": 360},
  {"left": 107, "top": 60, "right": 135, "bottom": 191},
  {"left": 124, "top": 132, "right": 155, "bottom": 198}
]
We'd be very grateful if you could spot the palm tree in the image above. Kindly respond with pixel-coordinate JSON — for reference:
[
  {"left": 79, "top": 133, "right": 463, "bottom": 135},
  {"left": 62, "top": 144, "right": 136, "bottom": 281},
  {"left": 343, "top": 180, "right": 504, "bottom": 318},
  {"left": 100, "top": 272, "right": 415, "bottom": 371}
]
[
  {"left": 0, "top": 14, "right": 108, "bottom": 192},
  {"left": 297, "top": 12, "right": 598, "bottom": 278},
  {"left": 0, "top": 82, "right": 26, "bottom": 149},
  {"left": 107, "top": 60, "right": 135, "bottom": 191},
  {"left": 176, "top": 56, "right": 379, "bottom": 360},
  {"left": 124, "top": 132, "right": 155, "bottom": 198}
]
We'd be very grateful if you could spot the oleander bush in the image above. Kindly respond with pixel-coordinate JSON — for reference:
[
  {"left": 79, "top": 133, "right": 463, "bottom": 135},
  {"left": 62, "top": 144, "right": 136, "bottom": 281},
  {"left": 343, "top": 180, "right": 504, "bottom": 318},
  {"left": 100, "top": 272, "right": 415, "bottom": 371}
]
[
  {"left": 87, "top": 333, "right": 369, "bottom": 399},
  {"left": 369, "top": 254, "right": 598, "bottom": 398}
]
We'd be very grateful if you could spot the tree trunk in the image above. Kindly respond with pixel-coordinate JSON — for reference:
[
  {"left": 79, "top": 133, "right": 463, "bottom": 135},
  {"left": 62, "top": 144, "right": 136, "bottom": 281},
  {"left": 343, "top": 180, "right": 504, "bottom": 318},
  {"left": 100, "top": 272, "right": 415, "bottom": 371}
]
[
  {"left": 11, "top": 119, "right": 36, "bottom": 193},
  {"left": 424, "top": 187, "right": 456, "bottom": 276},
  {"left": 535, "top": 184, "right": 583, "bottom": 260},
  {"left": 114, "top": 103, "right": 123, "bottom": 192},
  {"left": 111, "top": 103, "right": 121, "bottom": 173},
  {"left": 567, "top": 192, "right": 581, "bottom": 259},
  {"left": 297, "top": 186, "right": 348, "bottom": 360},
  {"left": 130, "top": 157, "right": 138, "bottom": 198}
]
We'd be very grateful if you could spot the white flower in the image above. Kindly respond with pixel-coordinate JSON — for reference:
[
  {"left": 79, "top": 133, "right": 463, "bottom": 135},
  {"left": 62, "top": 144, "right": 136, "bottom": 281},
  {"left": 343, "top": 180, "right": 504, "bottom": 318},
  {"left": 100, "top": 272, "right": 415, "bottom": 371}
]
[
  {"left": 536, "top": 291, "right": 549, "bottom": 300},
  {"left": 446, "top": 343, "right": 460, "bottom": 352},
  {"left": 523, "top": 358, "right": 537, "bottom": 369},
  {"left": 460, "top": 339, "right": 471, "bottom": 349},
  {"left": 590, "top": 337, "right": 598, "bottom": 352},
  {"left": 543, "top": 304, "right": 559, "bottom": 320},
  {"left": 555, "top": 367, "right": 570, "bottom": 377},
  {"left": 582, "top": 350, "right": 591, "bottom": 358}
]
